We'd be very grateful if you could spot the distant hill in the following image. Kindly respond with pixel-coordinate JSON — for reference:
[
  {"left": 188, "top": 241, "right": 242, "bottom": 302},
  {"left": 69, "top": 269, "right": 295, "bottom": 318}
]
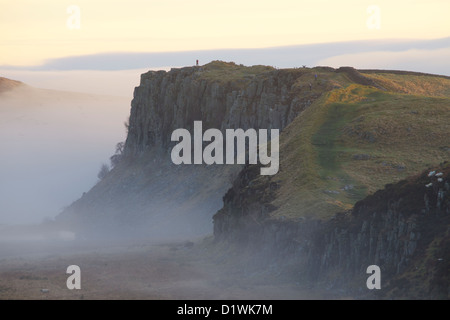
[{"left": 0, "top": 77, "right": 24, "bottom": 93}]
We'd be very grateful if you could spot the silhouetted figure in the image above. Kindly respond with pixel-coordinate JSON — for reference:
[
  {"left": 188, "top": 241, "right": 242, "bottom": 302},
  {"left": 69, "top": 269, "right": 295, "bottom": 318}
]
[
  {"left": 196, "top": 60, "right": 199, "bottom": 66},
  {"left": 314, "top": 74, "right": 318, "bottom": 80}
]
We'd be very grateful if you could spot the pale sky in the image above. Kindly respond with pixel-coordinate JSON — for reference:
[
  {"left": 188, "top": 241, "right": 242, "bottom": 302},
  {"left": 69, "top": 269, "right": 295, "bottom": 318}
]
[{"left": 1, "top": 0, "right": 449, "bottom": 66}]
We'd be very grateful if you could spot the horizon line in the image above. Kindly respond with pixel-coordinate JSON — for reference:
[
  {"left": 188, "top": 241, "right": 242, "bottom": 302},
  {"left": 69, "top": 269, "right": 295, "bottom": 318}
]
[{"left": 2, "top": 37, "right": 450, "bottom": 71}]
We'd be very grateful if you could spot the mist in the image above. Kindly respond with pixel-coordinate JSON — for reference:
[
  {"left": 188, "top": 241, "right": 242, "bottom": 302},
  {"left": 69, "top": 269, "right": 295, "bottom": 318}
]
[
  {"left": 0, "top": 82, "right": 131, "bottom": 225},
  {"left": 0, "top": 68, "right": 293, "bottom": 300},
  {"left": 0, "top": 68, "right": 166, "bottom": 99}
]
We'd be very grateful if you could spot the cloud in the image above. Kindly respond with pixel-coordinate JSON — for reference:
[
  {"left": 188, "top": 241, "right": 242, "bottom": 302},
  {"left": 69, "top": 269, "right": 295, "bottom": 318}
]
[
  {"left": 2, "top": 37, "right": 450, "bottom": 76},
  {"left": 318, "top": 48, "right": 450, "bottom": 77}
]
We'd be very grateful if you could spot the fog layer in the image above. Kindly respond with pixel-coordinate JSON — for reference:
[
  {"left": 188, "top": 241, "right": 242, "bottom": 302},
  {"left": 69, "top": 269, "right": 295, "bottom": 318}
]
[{"left": 0, "top": 84, "right": 130, "bottom": 224}]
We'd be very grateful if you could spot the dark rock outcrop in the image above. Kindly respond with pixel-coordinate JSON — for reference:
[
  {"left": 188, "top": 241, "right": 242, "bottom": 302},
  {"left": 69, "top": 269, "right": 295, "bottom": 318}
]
[
  {"left": 213, "top": 164, "right": 450, "bottom": 298},
  {"left": 125, "top": 64, "right": 320, "bottom": 155}
]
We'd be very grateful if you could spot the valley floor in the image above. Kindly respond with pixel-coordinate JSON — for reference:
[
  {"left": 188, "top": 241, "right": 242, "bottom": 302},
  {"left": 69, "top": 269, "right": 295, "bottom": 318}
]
[{"left": 0, "top": 236, "right": 339, "bottom": 300}]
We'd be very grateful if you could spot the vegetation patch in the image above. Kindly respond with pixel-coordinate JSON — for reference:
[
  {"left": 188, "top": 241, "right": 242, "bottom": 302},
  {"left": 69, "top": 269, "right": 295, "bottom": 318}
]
[{"left": 269, "top": 74, "right": 450, "bottom": 220}]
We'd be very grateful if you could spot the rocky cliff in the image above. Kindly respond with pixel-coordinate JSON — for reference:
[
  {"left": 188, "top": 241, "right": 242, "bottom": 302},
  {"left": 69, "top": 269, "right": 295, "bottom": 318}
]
[
  {"left": 214, "top": 160, "right": 450, "bottom": 298},
  {"left": 57, "top": 62, "right": 450, "bottom": 298},
  {"left": 125, "top": 62, "right": 322, "bottom": 154},
  {"left": 57, "top": 61, "right": 330, "bottom": 238},
  {"left": 311, "top": 166, "right": 450, "bottom": 298},
  {"left": 210, "top": 64, "right": 450, "bottom": 299}
]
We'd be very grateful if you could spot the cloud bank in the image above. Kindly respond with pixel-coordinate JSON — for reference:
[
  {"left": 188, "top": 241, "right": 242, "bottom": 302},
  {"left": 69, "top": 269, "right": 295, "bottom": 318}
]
[{"left": 2, "top": 37, "right": 450, "bottom": 76}]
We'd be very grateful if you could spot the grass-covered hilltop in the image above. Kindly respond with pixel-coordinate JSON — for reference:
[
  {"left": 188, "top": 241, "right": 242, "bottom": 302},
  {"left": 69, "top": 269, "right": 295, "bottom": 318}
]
[
  {"left": 58, "top": 61, "right": 449, "bottom": 299},
  {"left": 175, "top": 61, "right": 450, "bottom": 221},
  {"left": 235, "top": 64, "right": 450, "bottom": 221}
]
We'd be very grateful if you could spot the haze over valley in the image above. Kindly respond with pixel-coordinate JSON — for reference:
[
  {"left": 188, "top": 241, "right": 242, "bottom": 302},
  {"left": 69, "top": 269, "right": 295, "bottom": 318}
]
[{"left": 0, "top": 78, "right": 130, "bottom": 225}]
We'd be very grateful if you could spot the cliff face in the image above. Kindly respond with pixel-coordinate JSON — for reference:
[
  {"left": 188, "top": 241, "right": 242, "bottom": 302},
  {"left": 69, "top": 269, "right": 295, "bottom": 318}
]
[
  {"left": 214, "top": 164, "right": 450, "bottom": 298},
  {"left": 58, "top": 62, "right": 327, "bottom": 238},
  {"left": 125, "top": 63, "right": 320, "bottom": 155}
]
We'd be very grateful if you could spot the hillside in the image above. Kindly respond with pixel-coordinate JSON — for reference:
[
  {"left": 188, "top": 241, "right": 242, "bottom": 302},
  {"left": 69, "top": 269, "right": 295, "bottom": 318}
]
[
  {"left": 57, "top": 61, "right": 329, "bottom": 238},
  {"left": 212, "top": 66, "right": 450, "bottom": 227},
  {"left": 266, "top": 72, "right": 450, "bottom": 220},
  {"left": 0, "top": 77, "right": 24, "bottom": 93},
  {"left": 55, "top": 62, "right": 450, "bottom": 297},
  {"left": 57, "top": 61, "right": 450, "bottom": 233},
  {"left": 208, "top": 63, "right": 450, "bottom": 298},
  {"left": 213, "top": 163, "right": 449, "bottom": 299}
]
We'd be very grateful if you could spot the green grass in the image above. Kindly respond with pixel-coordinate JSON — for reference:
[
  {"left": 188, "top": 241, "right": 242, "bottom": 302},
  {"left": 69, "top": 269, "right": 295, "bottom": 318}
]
[
  {"left": 312, "top": 102, "right": 369, "bottom": 201},
  {"left": 362, "top": 72, "right": 450, "bottom": 97},
  {"left": 197, "top": 61, "right": 275, "bottom": 88},
  {"left": 191, "top": 65, "right": 450, "bottom": 221},
  {"left": 313, "top": 103, "right": 355, "bottom": 173},
  {"left": 138, "top": 64, "right": 450, "bottom": 222},
  {"left": 269, "top": 77, "right": 450, "bottom": 220}
]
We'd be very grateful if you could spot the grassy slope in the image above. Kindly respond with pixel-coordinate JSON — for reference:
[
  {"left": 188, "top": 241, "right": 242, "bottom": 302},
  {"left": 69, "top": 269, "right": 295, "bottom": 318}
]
[{"left": 270, "top": 71, "right": 450, "bottom": 220}]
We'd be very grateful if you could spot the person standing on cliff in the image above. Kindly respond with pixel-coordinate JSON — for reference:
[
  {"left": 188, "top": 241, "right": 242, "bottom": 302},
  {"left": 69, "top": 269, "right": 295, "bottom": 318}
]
[{"left": 196, "top": 60, "right": 199, "bottom": 66}]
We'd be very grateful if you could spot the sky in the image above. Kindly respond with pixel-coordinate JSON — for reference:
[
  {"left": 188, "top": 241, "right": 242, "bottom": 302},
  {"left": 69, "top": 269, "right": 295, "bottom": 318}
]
[{"left": 1, "top": 0, "right": 449, "bottom": 69}]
